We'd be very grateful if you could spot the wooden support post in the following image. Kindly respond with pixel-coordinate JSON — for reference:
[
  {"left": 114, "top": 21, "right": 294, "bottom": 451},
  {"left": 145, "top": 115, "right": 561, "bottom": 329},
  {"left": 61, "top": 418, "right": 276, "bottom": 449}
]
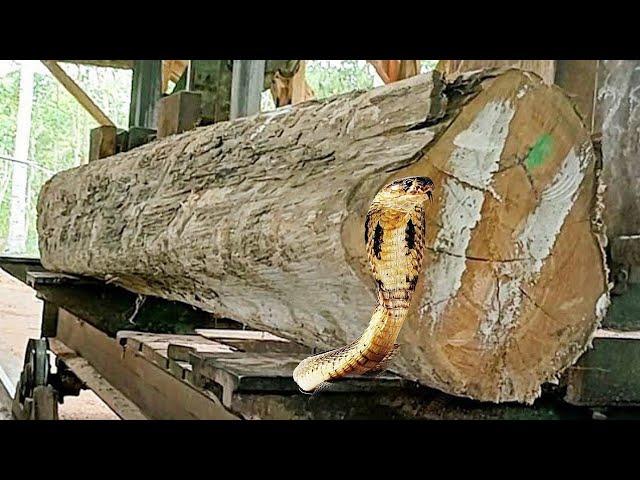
[
  {"left": 129, "top": 60, "right": 162, "bottom": 129},
  {"left": 554, "top": 60, "right": 599, "bottom": 132},
  {"left": 41, "top": 61, "right": 115, "bottom": 127},
  {"left": 156, "top": 91, "right": 202, "bottom": 138},
  {"left": 230, "top": 60, "right": 265, "bottom": 119},
  {"left": 89, "top": 125, "right": 117, "bottom": 161},
  {"left": 185, "top": 60, "right": 234, "bottom": 124},
  {"left": 368, "top": 60, "right": 421, "bottom": 84},
  {"left": 290, "top": 60, "right": 311, "bottom": 104}
]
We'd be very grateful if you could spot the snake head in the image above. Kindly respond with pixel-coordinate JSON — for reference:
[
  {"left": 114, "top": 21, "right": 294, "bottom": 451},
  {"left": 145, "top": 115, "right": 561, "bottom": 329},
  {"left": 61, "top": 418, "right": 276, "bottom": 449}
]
[{"left": 384, "top": 176, "right": 434, "bottom": 203}]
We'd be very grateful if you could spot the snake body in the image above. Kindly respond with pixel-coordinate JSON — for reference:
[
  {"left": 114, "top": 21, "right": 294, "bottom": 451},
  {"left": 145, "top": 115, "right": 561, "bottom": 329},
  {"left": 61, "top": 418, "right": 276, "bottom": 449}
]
[{"left": 293, "top": 176, "right": 434, "bottom": 392}]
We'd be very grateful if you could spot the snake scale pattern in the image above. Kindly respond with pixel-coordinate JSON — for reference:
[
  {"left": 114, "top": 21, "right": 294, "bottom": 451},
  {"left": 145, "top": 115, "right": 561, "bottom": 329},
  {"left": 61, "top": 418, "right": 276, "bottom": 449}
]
[{"left": 293, "top": 176, "right": 435, "bottom": 392}]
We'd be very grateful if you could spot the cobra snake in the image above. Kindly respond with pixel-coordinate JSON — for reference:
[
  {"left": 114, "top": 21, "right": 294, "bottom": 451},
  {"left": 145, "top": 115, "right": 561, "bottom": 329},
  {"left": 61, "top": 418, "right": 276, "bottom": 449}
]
[{"left": 293, "top": 176, "right": 434, "bottom": 393}]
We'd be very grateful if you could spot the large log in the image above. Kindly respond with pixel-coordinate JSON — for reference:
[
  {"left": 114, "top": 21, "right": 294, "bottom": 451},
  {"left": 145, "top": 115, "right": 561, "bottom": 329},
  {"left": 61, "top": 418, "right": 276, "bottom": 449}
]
[{"left": 37, "top": 69, "right": 609, "bottom": 403}]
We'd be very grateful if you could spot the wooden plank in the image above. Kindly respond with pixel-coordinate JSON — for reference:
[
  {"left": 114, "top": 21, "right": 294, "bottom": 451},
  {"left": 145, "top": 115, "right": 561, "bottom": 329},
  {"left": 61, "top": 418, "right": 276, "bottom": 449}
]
[
  {"left": 89, "top": 125, "right": 117, "bottom": 161},
  {"left": 140, "top": 342, "right": 169, "bottom": 369},
  {"left": 59, "top": 60, "right": 134, "bottom": 70},
  {"left": 195, "top": 329, "right": 289, "bottom": 342},
  {"left": 117, "top": 331, "right": 219, "bottom": 346},
  {"left": 192, "top": 351, "right": 408, "bottom": 408},
  {"left": 0, "top": 256, "right": 43, "bottom": 284},
  {"left": 195, "top": 328, "right": 309, "bottom": 354},
  {"left": 168, "top": 359, "right": 192, "bottom": 380},
  {"left": 26, "top": 270, "right": 85, "bottom": 287},
  {"left": 167, "top": 341, "right": 235, "bottom": 362},
  {"left": 593, "top": 329, "right": 640, "bottom": 340},
  {"left": 41, "top": 60, "right": 115, "bottom": 126},
  {"left": 28, "top": 274, "right": 225, "bottom": 338},
  {"left": 368, "top": 60, "right": 420, "bottom": 84},
  {"left": 230, "top": 60, "right": 265, "bottom": 119},
  {"left": 157, "top": 91, "right": 202, "bottom": 138},
  {"left": 49, "top": 338, "right": 147, "bottom": 420},
  {"left": 56, "top": 309, "right": 238, "bottom": 420}
]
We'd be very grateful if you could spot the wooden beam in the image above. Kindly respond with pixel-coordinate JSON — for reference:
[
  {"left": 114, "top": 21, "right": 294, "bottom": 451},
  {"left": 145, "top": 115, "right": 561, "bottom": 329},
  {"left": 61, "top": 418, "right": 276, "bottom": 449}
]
[
  {"left": 161, "top": 60, "right": 188, "bottom": 93},
  {"left": 41, "top": 60, "right": 115, "bottom": 127},
  {"left": 55, "top": 308, "right": 239, "bottom": 420},
  {"left": 49, "top": 338, "right": 147, "bottom": 420},
  {"left": 368, "top": 60, "right": 392, "bottom": 84},
  {"left": 368, "top": 60, "right": 420, "bottom": 84},
  {"left": 89, "top": 125, "right": 117, "bottom": 161},
  {"left": 290, "top": 61, "right": 314, "bottom": 104},
  {"left": 129, "top": 60, "right": 162, "bottom": 129},
  {"left": 58, "top": 60, "right": 134, "bottom": 70},
  {"left": 268, "top": 61, "right": 315, "bottom": 107},
  {"left": 230, "top": 60, "right": 265, "bottom": 119},
  {"left": 156, "top": 91, "right": 202, "bottom": 138}
]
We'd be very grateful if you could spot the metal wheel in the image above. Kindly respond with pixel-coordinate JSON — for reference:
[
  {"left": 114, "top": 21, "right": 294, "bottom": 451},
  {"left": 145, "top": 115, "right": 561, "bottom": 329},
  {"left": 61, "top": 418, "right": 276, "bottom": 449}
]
[{"left": 13, "top": 338, "right": 57, "bottom": 420}]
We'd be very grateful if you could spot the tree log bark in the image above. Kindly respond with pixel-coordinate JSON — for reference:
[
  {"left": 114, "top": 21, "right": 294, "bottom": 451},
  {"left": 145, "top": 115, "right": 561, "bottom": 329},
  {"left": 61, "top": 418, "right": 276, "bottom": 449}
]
[{"left": 37, "top": 69, "right": 609, "bottom": 403}]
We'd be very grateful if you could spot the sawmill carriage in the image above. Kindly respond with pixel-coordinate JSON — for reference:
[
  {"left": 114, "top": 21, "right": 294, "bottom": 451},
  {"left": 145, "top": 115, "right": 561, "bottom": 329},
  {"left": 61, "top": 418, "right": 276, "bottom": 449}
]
[{"left": 1, "top": 59, "right": 640, "bottom": 420}]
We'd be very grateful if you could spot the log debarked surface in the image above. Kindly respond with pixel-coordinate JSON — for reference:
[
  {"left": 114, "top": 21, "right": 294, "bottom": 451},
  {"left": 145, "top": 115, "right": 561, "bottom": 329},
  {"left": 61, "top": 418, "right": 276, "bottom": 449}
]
[{"left": 37, "top": 69, "right": 610, "bottom": 403}]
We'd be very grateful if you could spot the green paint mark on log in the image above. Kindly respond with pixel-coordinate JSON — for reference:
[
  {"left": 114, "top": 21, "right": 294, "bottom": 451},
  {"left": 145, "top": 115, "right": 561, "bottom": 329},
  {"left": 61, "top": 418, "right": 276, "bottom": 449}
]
[{"left": 525, "top": 133, "right": 553, "bottom": 171}]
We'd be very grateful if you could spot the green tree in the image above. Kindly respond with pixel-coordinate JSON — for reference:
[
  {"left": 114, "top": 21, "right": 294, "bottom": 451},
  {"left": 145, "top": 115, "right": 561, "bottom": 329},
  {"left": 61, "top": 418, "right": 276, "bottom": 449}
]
[
  {"left": 306, "top": 60, "right": 375, "bottom": 99},
  {"left": 0, "top": 61, "right": 131, "bottom": 255},
  {"left": 0, "top": 68, "right": 20, "bottom": 249}
]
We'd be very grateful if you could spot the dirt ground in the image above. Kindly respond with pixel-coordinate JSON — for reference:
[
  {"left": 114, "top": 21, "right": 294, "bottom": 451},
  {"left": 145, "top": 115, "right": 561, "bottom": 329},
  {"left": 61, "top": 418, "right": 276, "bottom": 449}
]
[{"left": 0, "top": 268, "right": 118, "bottom": 420}]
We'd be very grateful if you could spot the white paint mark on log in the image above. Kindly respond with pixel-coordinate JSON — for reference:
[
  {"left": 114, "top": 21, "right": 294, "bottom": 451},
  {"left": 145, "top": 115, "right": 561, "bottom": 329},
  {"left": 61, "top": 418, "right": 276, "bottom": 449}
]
[
  {"left": 448, "top": 101, "right": 513, "bottom": 190},
  {"left": 421, "top": 100, "right": 515, "bottom": 327},
  {"left": 518, "top": 147, "right": 590, "bottom": 272},
  {"left": 479, "top": 145, "right": 591, "bottom": 341}
]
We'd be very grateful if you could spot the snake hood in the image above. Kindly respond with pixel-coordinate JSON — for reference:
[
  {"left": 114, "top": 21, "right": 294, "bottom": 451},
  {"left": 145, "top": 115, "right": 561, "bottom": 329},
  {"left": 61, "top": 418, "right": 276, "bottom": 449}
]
[{"left": 293, "top": 176, "right": 434, "bottom": 393}]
